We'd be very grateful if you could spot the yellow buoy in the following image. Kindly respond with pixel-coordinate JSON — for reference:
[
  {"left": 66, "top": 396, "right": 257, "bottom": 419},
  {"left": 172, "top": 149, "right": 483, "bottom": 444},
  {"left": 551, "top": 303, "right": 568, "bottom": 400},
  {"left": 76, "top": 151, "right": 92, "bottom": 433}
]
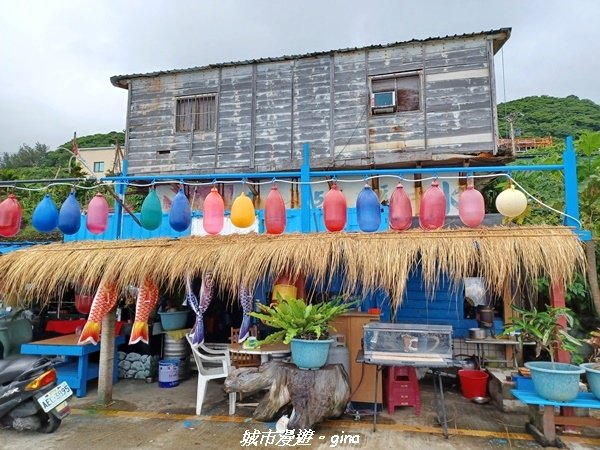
[{"left": 230, "top": 191, "right": 256, "bottom": 228}]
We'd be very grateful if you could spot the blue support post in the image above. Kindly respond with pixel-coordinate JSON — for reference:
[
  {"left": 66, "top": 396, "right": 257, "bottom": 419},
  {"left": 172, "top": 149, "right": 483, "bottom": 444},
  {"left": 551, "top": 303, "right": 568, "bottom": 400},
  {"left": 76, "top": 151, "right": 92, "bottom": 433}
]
[
  {"left": 562, "top": 136, "right": 580, "bottom": 230},
  {"left": 300, "top": 143, "right": 312, "bottom": 233},
  {"left": 114, "top": 159, "right": 128, "bottom": 240}
]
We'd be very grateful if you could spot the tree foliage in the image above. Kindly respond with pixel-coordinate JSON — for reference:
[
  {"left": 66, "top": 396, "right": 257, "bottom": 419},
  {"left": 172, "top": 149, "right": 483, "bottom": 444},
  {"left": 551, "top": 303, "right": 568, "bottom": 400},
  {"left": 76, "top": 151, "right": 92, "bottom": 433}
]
[
  {"left": 0, "top": 133, "right": 126, "bottom": 242},
  {"left": 498, "top": 95, "right": 600, "bottom": 140},
  {"left": 59, "top": 131, "right": 124, "bottom": 153}
]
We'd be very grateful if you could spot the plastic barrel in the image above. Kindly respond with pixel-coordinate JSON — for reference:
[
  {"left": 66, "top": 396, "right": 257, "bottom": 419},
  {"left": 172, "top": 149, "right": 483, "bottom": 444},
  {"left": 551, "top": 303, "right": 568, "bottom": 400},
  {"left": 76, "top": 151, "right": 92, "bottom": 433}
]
[
  {"left": 458, "top": 369, "right": 489, "bottom": 399},
  {"left": 158, "top": 359, "right": 179, "bottom": 388},
  {"left": 163, "top": 334, "right": 190, "bottom": 380},
  {"left": 272, "top": 284, "right": 297, "bottom": 303}
]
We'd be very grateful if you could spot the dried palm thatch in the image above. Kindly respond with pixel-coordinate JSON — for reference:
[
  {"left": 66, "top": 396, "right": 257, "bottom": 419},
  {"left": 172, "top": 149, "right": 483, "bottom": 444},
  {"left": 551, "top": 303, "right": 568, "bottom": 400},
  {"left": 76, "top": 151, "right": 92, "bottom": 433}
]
[{"left": 0, "top": 226, "right": 585, "bottom": 312}]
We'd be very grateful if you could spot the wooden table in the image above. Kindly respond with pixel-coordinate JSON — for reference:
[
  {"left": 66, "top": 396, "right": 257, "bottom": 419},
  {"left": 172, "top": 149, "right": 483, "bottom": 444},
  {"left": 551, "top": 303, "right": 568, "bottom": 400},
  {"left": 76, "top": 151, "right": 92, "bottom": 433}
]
[
  {"left": 465, "top": 337, "right": 534, "bottom": 368},
  {"left": 228, "top": 343, "right": 290, "bottom": 364},
  {"left": 513, "top": 388, "right": 600, "bottom": 447},
  {"left": 21, "top": 333, "right": 125, "bottom": 398}
]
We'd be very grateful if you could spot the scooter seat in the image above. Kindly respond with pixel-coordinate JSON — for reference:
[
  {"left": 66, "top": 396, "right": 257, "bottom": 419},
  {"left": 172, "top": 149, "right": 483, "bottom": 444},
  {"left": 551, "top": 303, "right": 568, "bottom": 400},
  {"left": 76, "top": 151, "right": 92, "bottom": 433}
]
[{"left": 0, "top": 356, "right": 48, "bottom": 385}]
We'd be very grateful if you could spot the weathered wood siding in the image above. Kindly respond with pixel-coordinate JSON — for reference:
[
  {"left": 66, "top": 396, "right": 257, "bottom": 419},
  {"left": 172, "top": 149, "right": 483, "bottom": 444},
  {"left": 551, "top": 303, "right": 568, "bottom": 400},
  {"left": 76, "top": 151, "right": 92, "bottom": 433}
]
[{"left": 125, "top": 35, "right": 497, "bottom": 174}]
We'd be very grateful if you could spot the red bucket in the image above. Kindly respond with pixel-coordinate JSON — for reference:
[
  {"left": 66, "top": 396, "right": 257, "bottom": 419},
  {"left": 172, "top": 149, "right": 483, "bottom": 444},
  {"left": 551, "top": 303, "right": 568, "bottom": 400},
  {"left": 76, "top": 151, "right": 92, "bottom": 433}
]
[{"left": 458, "top": 369, "right": 489, "bottom": 399}]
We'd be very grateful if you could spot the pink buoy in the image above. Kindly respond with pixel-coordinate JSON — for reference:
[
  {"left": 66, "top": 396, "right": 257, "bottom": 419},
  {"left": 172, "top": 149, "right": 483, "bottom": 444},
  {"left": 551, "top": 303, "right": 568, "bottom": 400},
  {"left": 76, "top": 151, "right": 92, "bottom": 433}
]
[
  {"left": 86, "top": 193, "right": 109, "bottom": 234},
  {"left": 202, "top": 187, "right": 224, "bottom": 235},
  {"left": 458, "top": 182, "right": 485, "bottom": 228},
  {"left": 265, "top": 185, "right": 286, "bottom": 234},
  {"left": 388, "top": 183, "right": 413, "bottom": 231},
  {"left": 0, "top": 194, "right": 22, "bottom": 237},
  {"left": 419, "top": 180, "right": 446, "bottom": 230},
  {"left": 323, "top": 182, "right": 347, "bottom": 232}
]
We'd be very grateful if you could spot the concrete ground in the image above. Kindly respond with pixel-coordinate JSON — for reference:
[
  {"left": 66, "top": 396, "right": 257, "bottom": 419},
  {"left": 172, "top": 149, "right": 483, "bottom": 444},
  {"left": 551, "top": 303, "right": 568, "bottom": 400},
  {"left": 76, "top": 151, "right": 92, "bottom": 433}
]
[{"left": 1, "top": 373, "right": 599, "bottom": 450}]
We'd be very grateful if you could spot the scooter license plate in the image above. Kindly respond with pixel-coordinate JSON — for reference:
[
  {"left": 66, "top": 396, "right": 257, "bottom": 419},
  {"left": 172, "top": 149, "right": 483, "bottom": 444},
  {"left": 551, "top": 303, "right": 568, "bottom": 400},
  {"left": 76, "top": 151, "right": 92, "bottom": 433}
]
[{"left": 37, "top": 382, "right": 73, "bottom": 413}]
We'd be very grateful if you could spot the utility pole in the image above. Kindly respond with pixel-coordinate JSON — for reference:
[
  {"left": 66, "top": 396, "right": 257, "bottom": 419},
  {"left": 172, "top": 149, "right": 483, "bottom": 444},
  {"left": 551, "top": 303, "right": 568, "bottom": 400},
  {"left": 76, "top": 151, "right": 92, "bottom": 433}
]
[{"left": 504, "top": 112, "right": 523, "bottom": 156}]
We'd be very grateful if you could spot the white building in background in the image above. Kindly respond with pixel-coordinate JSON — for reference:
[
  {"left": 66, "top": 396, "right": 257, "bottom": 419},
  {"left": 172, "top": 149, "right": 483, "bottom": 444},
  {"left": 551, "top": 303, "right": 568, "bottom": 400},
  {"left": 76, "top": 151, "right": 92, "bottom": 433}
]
[{"left": 77, "top": 146, "right": 118, "bottom": 177}]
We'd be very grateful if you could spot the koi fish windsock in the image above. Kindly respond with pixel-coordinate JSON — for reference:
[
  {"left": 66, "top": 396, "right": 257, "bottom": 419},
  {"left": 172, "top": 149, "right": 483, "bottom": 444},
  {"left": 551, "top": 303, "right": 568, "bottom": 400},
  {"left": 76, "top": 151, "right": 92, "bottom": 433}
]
[
  {"left": 186, "top": 272, "right": 213, "bottom": 345},
  {"left": 129, "top": 278, "right": 159, "bottom": 345},
  {"left": 238, "top": 283, "right": 253, "bottom": 343},
  {"left": 78, "top": 281, "right": 118, "bottom": 345}
]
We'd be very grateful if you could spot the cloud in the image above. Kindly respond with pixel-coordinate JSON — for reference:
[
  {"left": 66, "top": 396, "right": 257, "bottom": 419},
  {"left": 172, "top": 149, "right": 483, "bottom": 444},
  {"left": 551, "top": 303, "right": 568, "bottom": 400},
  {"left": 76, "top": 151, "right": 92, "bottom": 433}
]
[{"left": 1, "top": 0, "right": 598, "bottom": 154}]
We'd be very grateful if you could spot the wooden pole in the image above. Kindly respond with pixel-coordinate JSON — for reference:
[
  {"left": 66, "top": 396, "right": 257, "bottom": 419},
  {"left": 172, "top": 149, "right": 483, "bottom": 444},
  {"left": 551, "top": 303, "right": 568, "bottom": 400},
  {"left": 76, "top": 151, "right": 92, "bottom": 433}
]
[
  {"left": 502, "top": 277, "right": 514, "bottom": 366},
  {"left": 550, "top": 277, "right": 575, "bottom": 430},
  {"left": 96, "top": 312, "right": 116, "bottom": 406}
]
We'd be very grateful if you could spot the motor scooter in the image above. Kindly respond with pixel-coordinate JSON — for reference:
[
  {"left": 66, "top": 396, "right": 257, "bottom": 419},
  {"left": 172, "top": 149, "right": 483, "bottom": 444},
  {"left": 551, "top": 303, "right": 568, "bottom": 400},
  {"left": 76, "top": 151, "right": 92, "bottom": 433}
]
[{"left": 0, "top": 356, "right": 72, "bottom": 432}]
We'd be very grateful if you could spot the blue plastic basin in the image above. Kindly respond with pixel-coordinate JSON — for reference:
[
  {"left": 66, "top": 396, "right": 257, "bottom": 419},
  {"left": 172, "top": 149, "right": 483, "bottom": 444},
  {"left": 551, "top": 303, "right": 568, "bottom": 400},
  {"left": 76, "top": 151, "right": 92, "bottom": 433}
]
[
  {"left": 158, "top": 311, "right": 189, "bottom": 331},
  {"left": 580, "top": 363, "right": 600, "bottom": 400},
  {"left": 525, "top": 361, "right": 584, "bottom": 402}
]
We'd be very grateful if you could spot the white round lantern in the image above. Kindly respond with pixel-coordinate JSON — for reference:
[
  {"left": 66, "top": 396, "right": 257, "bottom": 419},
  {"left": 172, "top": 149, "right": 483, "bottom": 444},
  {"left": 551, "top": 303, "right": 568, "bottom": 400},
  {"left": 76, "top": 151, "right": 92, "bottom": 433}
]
[{"left": 495, "top": 186, "right": 528, "bottom": 218}]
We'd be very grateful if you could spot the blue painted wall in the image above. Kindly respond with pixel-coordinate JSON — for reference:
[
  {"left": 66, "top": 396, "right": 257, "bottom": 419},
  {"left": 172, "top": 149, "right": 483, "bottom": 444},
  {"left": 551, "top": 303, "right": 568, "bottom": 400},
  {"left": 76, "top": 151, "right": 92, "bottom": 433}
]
[{"left": 63, "top": 213, "right": 190, "bottom": 241}]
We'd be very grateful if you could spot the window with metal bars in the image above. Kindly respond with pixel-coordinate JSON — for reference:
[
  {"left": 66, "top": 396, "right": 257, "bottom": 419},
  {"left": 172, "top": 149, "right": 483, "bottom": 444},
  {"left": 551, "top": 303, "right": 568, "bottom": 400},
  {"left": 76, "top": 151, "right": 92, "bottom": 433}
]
[{"left": 175, "top": 94, "right": 217, "bottom": 132}]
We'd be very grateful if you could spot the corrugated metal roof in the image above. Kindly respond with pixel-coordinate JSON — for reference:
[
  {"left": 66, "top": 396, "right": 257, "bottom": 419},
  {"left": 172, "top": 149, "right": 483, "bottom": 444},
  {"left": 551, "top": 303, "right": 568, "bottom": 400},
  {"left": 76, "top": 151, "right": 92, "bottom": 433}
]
[
  {"left": 111, "top": 27, "right": 511, "bottom": 88},
  {"left": 0, "top": 242, "right": 47, "bottom": 254}
]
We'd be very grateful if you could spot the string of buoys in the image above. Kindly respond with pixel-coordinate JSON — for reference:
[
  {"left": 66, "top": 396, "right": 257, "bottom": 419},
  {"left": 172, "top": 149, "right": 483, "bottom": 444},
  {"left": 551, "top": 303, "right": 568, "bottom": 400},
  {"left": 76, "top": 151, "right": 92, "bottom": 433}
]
[{"left": 0, "top": 180, "right": 527, "bottom": 236}]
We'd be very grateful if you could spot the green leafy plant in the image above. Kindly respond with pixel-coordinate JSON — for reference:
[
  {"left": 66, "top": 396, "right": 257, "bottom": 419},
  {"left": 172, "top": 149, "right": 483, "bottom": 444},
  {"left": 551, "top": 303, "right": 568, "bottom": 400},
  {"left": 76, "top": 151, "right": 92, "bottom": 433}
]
[
  {"left": 586, "top": 328, "right": 600, "bottom": 364},
  {"left": 249, "top": 296, "right": 355, "bottom": 344},
  {"left": 501, "top": 304, "right": 583, "bottom": 364}
]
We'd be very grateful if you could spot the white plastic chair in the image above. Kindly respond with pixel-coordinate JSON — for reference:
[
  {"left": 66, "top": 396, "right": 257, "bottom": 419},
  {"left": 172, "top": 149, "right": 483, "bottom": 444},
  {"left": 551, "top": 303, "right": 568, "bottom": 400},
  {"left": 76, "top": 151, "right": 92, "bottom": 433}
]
[{"left": 186, "top": 334, "right": 236, "bottom": 415}]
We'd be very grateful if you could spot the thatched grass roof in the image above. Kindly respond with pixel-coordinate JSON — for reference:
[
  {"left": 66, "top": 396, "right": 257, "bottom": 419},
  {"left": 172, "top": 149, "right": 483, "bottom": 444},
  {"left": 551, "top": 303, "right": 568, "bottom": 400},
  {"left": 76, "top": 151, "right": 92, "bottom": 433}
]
[{"left": 0, "top": 226, "right": 585, "bottom": 310}]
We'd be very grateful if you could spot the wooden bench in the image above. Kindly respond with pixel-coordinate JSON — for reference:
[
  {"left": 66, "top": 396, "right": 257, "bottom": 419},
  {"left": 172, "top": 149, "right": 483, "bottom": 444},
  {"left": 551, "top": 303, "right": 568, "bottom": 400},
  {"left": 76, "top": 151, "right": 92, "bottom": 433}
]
[
  {"left": 21, "top": 333, "right": 125, "bottom": 397},
  {"left": 513, "top": 388, "right": 600, "bottom": 448}
]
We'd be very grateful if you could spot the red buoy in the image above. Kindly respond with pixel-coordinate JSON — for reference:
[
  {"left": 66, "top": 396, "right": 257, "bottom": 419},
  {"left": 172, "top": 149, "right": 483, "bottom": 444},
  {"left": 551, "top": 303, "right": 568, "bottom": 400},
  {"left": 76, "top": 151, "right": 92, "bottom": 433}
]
[
  {"left": 86, "top": 193, "right": 109, "bottom": 234},
  {"left": 419, "top": 181, "right": 446, "bottom": 230},
  {"left": 265, "top": 185, "right": 286, "bottom": 234},
  {"left": 323, "top": 183, "right": 347, "bottom": 232},
  {"left": 202, "top": 187, "right": 224, "bottom": 235},
  {"left": 0, "top": 194, "right": 22, "bottom": 237},
  {"left": 458, "top": 182, "right": 485, "bottom": 228},
  {"left": 388, "top": 183, "right": 413, "bottom": 231}
]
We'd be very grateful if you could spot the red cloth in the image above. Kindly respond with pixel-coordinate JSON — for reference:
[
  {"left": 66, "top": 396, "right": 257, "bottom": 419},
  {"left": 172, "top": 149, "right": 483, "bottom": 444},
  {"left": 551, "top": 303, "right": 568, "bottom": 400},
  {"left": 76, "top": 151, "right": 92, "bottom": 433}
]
[{"left": 46, "top": 319, "right": 123, "bottom": 335}]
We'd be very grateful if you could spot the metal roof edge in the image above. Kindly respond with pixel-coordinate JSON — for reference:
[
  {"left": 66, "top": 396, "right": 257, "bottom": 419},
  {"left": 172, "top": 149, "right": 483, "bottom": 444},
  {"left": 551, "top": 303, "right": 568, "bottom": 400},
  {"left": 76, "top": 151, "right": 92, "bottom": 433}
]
[{"left": 110, "top": 27, "right": 511, "bottom": 89}]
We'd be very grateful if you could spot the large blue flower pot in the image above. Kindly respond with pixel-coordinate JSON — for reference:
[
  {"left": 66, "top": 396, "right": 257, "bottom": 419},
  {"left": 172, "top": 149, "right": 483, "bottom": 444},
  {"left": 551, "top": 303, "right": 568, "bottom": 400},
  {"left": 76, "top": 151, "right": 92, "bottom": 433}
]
[
  {"left": 580, "top": 363, "right": 600, "bottom": 400},
  {"left": 525, "top": 361, "right": 584, "bottom": 402},
  {"left": 291, "top": 338, "right": 334, "bottom": 370}
]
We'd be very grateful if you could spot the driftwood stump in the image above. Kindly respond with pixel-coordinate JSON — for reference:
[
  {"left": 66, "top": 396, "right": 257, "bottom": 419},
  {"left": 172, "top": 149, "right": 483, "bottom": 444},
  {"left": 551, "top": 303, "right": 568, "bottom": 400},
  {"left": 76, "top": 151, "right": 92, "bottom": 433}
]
[{"left": 224, "top": 361, "right": 350, "bottom": 429}]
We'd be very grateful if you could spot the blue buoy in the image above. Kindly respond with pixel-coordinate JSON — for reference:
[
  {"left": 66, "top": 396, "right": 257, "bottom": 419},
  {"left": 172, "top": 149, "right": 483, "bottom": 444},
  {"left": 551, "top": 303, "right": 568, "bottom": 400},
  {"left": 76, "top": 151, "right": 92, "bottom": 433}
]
[
  {"left": 356, "top": 185, "right": 381, "bottom": 232},
  {"left": 58, "top": 191, "right": 81, "bottom": 235},
  {"left": 32, "top": 194, "right": 59, "bottom": 232}
]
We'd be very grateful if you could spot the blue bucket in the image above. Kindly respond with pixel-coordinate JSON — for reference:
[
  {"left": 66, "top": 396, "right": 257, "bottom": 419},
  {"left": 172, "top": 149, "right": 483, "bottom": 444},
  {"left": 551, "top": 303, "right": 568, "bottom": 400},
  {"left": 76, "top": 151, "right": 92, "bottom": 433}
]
[{"left": 159, "top": 359, "right": 180, "bottom": 388}]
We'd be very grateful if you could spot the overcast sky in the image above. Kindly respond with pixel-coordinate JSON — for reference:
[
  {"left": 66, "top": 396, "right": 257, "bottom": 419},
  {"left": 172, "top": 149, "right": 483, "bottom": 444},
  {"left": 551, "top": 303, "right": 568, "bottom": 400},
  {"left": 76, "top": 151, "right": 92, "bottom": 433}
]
[{"left": 1, "top": 0, "right": 599, "bottom": 154}]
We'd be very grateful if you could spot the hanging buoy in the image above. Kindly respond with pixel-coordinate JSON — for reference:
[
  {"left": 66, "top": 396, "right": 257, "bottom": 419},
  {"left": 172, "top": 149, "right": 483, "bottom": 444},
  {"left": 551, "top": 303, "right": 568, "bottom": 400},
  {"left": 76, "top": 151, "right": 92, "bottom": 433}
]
[
  {"left": 419, "top": 180, "right": 446, "bottom": 230},
  {"left": 230, "top": 191, "right": 255, "bottom": 228},
  {"left": 356, "top": 184, "right": 381, "bottom": 232},
  {"left": 58, "top": 191, "right": 81, "bottom": 235},
  {"left": 388, "top": 183, "right": 412, "bottom": 231},
  {"left": 0, "top": 194, "right": 22, "bottom": 237},
  {"left": 459, "top": 181, "right": 485, "bottom": 228},
  {"left": 32, "top": 194, "right": 59, "bottom": 232},
  {"left": 169, "top": 189, "right": 191, "bottom": 232},
  {"left": 203, "top": 187, "right": 224, "bottom": 235},
  {"left": 140, "top": 188, "right": 162, "bottom": 230},
  {"left": 86, "top": 193, "right": 109, "bottom": 234},
  {"left": 323, "top": 182, "right": 347, "bottom": 232},
  {"left": 264, "top": 185, "right": 286, "bottom": 234},
  {"left": 495, "top": 184, "right": 527, "bottom": 218}
]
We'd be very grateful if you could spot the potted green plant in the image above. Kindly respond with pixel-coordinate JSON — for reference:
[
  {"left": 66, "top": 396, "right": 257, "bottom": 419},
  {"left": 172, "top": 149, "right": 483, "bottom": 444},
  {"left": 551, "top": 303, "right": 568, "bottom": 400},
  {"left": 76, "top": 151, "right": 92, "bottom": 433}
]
[
  {"left": 249, "top": 296, "right": 355, "bottom": 370},
  {"left": 502, "top": 304, "right": 584, "bottom": 402},
  {"left": 580, "top": 327, "right": 600, "bottom": 400}
]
